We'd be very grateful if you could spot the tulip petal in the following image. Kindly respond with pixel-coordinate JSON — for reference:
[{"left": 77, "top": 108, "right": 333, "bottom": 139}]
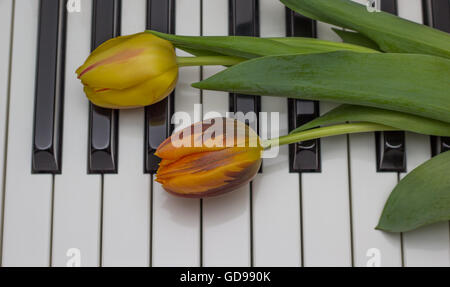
[
  {"left": 76, "top": 34, "right": 134, "bottom": 75},
  {"left": 156, "top": 148, "right": 262, "bottom": 198},
  {"left": 156, "top": 117, "right": 260, "bottom": 160},
  {"left": 78, "top": 48, "right": 145, "bottom": 79},
  {"left": 155, "top": 117, "right": 263, "bottom": 198},
  {"left": 77, "top": 33, "right": 177, "bottom": 90},
  {"left": 84, "top": 67, "right": 178, "bottom": 109}
]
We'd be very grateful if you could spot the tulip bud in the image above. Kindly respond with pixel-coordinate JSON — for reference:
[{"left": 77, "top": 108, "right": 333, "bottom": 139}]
[
  {"left": 76, "top": 32, "right": 178, "bottom": 109},
  {"left": 155, "top": 118, "right": 262, "bottom": 198}
]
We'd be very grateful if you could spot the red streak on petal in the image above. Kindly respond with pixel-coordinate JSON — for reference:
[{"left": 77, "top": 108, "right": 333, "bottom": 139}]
[
  {"left": 94, "top": 88, "right": 110, "bottom": 93},
  {"left": 78, "top": 48, "right": 144, "bottom": 78}
]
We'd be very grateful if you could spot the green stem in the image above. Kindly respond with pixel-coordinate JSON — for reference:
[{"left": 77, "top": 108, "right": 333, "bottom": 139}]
[
  {"left": 176, "top": 55, "right": 245, "bottom": 67},
  {"left": 263, "top": 122, "right": 398, "bottom": 150}
]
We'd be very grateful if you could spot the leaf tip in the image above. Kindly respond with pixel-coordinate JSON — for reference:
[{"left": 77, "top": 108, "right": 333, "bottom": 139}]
[
  {"left": 375, "top": 221, "right": 402, "bottom": 233},
  {"left": 191, "top": 81, "right": 203, "bottom": 89}
]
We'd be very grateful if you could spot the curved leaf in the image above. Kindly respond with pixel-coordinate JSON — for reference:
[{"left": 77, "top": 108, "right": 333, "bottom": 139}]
[
  {"left": 377, "top": 151, "right": 450, "bottom": 232},
  {"left": 271, "top": 122, "right": 397, "bottom": 148},
  {"left": 193, "top": 52, "right": 450, "bottom": 124},
  {"left": 176, "top": 45, "right": 224, "bottom": 57},
  {"left": 281, "top": 0, "right": 450, "bottom": 59},
  {"left": 291, "top": 105, "right": 450, "bottom": 137},
  {"left": 149, "top": 30, "right": 378, "bottom": 59},
  {"left": 149, "top": 31, "right": 301, "bottom": 58},
  {"left": 268, "top": 37, "right": 377, "bottom": 53}
]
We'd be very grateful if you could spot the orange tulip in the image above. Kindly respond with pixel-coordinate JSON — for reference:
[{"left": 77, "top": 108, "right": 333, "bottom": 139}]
[{"left": 155, "top": 118, "right": 262, "bottom": 198}]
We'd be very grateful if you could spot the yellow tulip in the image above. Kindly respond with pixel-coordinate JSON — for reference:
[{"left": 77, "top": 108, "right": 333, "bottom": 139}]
[
  {"left": 155, "top": 118, "right": 263, "bottom": 198},
  {"left": 76, "top": 32, "right": 178, "bottom": 109}
]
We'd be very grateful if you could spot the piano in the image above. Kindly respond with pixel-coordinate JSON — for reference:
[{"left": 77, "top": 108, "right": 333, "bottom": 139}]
[{"left": 0, "top": 0, "right": 448, "bottom": 266}]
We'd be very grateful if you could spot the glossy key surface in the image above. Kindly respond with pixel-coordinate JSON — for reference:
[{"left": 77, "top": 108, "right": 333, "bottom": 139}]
[
  {"left": 375, "top": 131, "right": 406, "bottom": 172},
  {"left": 88, "top": 0, "right": 121, "bottom": 174},
  {"left": 32, "top": 0, "right": 67, "bottom": 173},
  {"left": 288, "top": 98, "right": 321, "bottom": 172}
]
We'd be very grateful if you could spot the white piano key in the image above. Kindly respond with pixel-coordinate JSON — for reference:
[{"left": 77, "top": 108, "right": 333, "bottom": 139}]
[
  {"left": 103, "top": 108, "right": 150, "bottom": 267},
  {"left": 0, "top": 0, "right": 13, "bottom": 261},
  {"left": 252, "top": 0, "right": 301, "bottom": 267},
  {"left": 282, "top": 17, "right": 353, "bottom": 266},
  {"left": 52, "top": 0, "right": 102, "bottom": 267},
  {"left": 202, "top": 0, "right": 251, "bottom": 267},
  {"left": 349, "top": 132, "right": 401, "bottom": 266},
  {"left": 316, "top": 22, "right": 343, "bottom": 43},
  {"left": 253, "top": 106, "right": 301, "bottom": 267},
  {"left": 301, "top": 101, "right": 352, "bottom": 267},
  {"left": 347, "top": 0, "right": 401, "bottom": 267},
  {"left": 151, "top": 0, "right": 201, "bottom": 267},
  {"left": 101, "top": 0, "right": 150, "bottom": 267},
  {"left": 1, "top": 0, "right": 53, "bottom": 266},
  {"left": 299, "top": 20, "right": 353, "bottom": 267},
  {"left": 397, "top": 0, "right": 450, "bottom": 267},
  {"left": 397, "top": 0, "right": 423, "bottom": 22}
]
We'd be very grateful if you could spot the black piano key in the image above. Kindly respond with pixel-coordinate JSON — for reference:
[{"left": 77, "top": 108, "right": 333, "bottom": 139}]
[
  {"left": 288, "top": 99, "right": 321, "bottom": 172},
  {"left": 144, "top": 0, "right": 175, "bottom": 174},
  {"left": 146, "top": 0, "right": 175, "bottom": 33},
  {"left": 380, "top": 0, "right": 397, "bottom": 14},
  {"left": 286, "top": 8, "right": 316, "bottom": 37},
  {"left": 286, "top": 9, "right": 321, "bottom": 173},
  {"left": 423, "top": 0, "right": 450, "bottom": 32},
  {"left": 88, "top": 0, "right": 121, "bottom": 174},
  {"left": 431, "top": 137, "right": 450, "bottom": 156},
  {"left": 32, "top": 0, "right": 67, "bottom": 174},
  {"left": 423, "top": 0, "right": 450, "bottom": 156},
  {"left": 375, "top": 131, "right": 406, "bottom": 172},
  {"left": 228, "top": 0, "right": 260, "bottom": 128},
  {"left": 374, "top": 0, "right": 406, "bottom": 172}
]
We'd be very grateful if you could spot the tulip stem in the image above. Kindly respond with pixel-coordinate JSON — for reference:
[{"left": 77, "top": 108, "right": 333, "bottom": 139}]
[
  {"left": 262, "top": 122, "right": 398, "bottom": 150},
  {"left": 176, "top": 56, "right": 245, "bottom": 67}
]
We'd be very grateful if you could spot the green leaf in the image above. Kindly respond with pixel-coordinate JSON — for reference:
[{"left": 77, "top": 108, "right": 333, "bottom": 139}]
[
  {"left": 270, "top": 122, "right": 397, "bottom": 148},
  {"left": 148, "top": 30, "right": 378, "bottom": 59},
  {"left": 149, "top": 31, "right": 301, "bottom": 58},
  {"left": 268, "top": 37, "right": 377, "bottom": 53},
  {"left": 193, "top": 52, "right": 450, "bottom": 124},
  {"left": 280, "top": 0, "right": 450, "bottom": 59},
  {"left": 331, "top": 29, "right": 380, "bottom": 51},
  {"left": 192, "top": 51, "right": 450, "bottom": 122},
  {"left": 176, "top": 45, "right": 225, "bottom": 57},
  {"left": 291, "top": 105, "right": 450, "bottom": 137},
  {"left": 377, "top": 151, "right": 450, "bottom": 232}
]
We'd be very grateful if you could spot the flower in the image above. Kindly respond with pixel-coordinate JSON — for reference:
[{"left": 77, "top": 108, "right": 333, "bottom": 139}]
[
  {"left": 155, "top": 118, "right": 263, "bottom": 198},
  {"left": 76, "top": 32, "right": 178, "bottom": 109}
]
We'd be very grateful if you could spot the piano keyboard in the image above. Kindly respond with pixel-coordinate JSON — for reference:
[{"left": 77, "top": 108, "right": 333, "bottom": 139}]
[{"left": 0, "top": 0, "right": 448, "bottom": 267}]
